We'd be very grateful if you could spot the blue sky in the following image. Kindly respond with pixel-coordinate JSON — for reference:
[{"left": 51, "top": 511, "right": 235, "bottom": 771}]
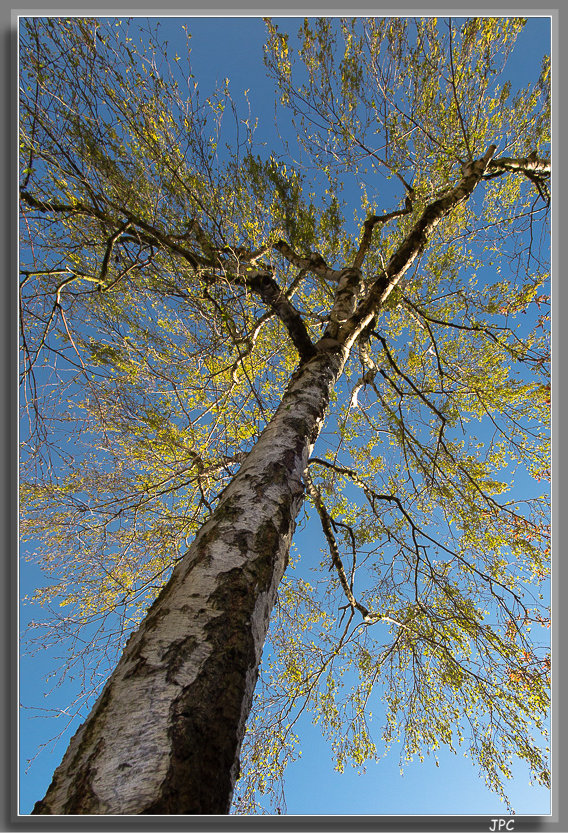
[{"left": 19, "top": 14, "right": 551, "bottom": 817}]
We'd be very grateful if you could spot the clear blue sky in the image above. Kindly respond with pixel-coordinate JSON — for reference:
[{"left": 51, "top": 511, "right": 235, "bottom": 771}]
[{"left": 19, "top": 14, "right": 551, "bottom": 817}]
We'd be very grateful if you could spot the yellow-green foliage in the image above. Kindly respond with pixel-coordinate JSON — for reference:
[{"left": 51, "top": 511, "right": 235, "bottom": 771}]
[{"left": 20, "top": 15, "right": 549, "bottom": 815}]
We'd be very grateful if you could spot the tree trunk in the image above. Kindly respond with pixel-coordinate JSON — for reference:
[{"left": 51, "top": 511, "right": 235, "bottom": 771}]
[{"left": 32, "top": 347, "right": 348, "bottom": 815}]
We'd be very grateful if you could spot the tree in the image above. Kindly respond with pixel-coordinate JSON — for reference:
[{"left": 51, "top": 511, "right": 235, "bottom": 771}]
[{"left": 19, "top": 16, "right": 551, "bottom": 815}]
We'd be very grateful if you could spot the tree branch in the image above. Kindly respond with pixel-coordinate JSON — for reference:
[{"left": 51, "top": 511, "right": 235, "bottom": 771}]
[
  {"left": 304, "top": 468, "right": 370, "bottom": 621},
  {"left": 484, "top": 152, "right": 551, "bottom": 201},
  {"left": 486, "top": 152, "right": 550, "bottom": 177},
  {"left": 244, "top": 270, "right": 317, "bottom": 363},
  {"left": 447, "top": 19, "right": 473, "bottom": 162},
  {"left": 21, "top": 188, "right": 318, "bottom": 363},
  {"left": 338, "top": 145, "right": 499, "bottom": 347},
  {"left": 272, "top": 239, "right": 335, "bottom": 282},
  {"left": 353, "top": 198, "right": 413, "bottom": 271}
]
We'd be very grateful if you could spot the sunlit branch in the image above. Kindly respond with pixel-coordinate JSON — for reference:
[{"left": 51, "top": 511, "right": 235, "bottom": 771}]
[
  {"left": 340, "top": 145, "right": 498, "bottom": 348},
  {"left": 307, "top": 456, "right": 529, "bottom": 620},
  {"left": 304, "top": 468, "right": 371, "bottom": 621},
  {"left": 273, "top": 239, "right": 334, "bottom": 282},
  {"left": 484, "top": 153, "right": 551, "bottom": 202},
  {"left": 447, "top": 19, "right": 473, "bottom": 162},
  {"left": 352, "top": 198, "right": 413, "bottom": 270}
]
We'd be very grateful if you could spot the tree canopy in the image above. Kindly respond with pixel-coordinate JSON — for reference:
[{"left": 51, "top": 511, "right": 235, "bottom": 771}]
[{"left": 19, "top": 16, "right": 550, "bottom": 814}]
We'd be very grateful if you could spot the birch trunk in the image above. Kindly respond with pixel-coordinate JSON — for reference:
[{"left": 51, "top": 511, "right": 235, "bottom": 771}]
[{"left": 32, "top": 347, "right": 348, "bottom": 815}]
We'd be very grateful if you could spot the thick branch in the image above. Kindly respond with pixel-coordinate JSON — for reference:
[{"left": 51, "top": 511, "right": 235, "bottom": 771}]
[
  {"left": 244, "top": 270, "right": 316, "bottom": 363},
  {"left": 353, "top": 198, "right": 413, "bottom": 271},
  {"left": 338, "top": 145, "right": 498, "bottom": 348},
  {"left": 318, "top": 267, "right": 364, "bottom": 347},
  {"left": 486, "top": 153, "right": 550, "bottom": 178},
  {"left": 273, "top": 239, "right": 336, "bottom": 282},
  {"left": 485, "top": 153, "right": 551, "bottom": 202}
]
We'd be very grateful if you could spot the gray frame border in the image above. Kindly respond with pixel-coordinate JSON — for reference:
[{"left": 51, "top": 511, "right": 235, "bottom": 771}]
[{"left": 6, "top": 3, "right": 564, "bottom": 832}]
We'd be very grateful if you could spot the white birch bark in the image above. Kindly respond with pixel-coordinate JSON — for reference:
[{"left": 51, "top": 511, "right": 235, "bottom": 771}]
[{"left": 32, "top": 348, "right": 348, "bottom": 815}]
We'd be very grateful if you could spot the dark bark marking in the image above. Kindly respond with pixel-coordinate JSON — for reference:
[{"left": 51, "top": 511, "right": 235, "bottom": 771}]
[
  {"left": 32, "top": 689, "right": 112, "bottom": 814},
  {"left": 123, "top": 653, "right": 157, "bottom": 679},
  {"left": 142, "top": 527, "right": 284, "bottom": 814},
  {"left": 162, "top": 636, "right": 200, "bottom": 685},
  {"left": 60, "top": 738, "right": 107, "bottom": 814}
]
